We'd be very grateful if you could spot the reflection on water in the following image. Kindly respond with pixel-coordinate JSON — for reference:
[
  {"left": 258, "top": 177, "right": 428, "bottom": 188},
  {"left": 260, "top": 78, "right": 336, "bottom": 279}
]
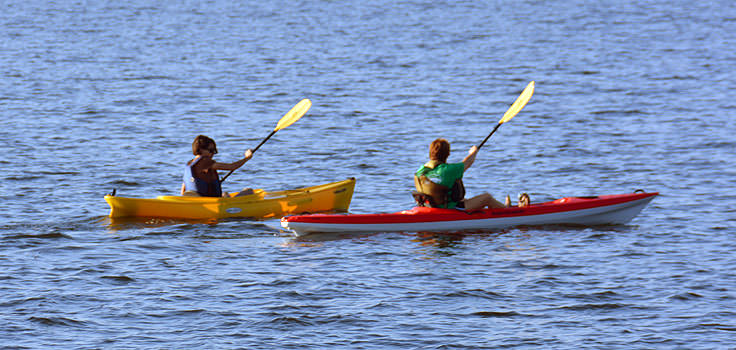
[
  {"left": 286, "top": 231, "right": 379, "bottom": 243},
  {"left": 103, "top": 216, "right": 221, "bottom": 233},
  {"left": 413, "top": 231, "right": 469, "bottom": 249}
]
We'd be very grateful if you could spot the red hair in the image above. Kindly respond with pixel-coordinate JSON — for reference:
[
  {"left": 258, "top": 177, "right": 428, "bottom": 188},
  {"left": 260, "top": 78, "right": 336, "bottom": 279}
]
[{"left": 429, "top": 138, "right": 450, "bottom": 162}]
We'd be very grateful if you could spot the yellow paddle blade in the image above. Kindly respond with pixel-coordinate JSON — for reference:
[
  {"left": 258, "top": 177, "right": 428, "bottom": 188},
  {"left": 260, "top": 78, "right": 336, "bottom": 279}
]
[
  {"left": 499, "top": 81, "right": 534, "bottom": 124},
  {"left": 274, "top": 98, "right": 311, "bottom": 131}
]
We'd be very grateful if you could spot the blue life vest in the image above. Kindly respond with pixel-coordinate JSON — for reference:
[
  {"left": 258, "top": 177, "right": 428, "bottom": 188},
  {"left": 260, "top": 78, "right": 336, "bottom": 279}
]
[{"left": 183, "top": 157, "right": 222, "bottom": 197}]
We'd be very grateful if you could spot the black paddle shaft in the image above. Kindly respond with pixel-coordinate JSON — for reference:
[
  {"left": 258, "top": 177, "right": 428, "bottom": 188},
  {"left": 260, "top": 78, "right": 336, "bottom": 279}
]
[
  {"left": 477, "top": 123, "right": 502, "bottom": 150},
  {"left": 252, "top": 130, "right": 276, "bottom": 153},
  {"left": 220, "top": 129, "right": 276, "bottom": 183}
]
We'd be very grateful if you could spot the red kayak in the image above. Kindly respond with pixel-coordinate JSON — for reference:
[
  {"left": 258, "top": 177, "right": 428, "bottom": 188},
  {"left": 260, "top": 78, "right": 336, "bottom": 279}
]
[{"left": 281, "top": 192, "right": 658, "bottom": 236}]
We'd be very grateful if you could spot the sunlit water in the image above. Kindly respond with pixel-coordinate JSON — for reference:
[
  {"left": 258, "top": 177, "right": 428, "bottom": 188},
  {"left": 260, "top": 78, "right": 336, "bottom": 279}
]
[{"left": 1, "top": 0, "right": 735, "bottom": 348}]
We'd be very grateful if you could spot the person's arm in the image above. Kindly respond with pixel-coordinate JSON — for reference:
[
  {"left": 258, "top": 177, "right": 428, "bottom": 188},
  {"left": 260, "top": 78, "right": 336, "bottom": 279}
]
[
  {"left": 213, "top": 149, "right": 254, "bottom": 171},
  {"left": 462, "top": 145, "right": 479, "bottom": 171}
]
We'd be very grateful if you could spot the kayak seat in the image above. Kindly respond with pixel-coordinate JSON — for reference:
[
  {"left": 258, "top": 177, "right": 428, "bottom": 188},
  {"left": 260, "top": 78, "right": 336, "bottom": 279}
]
[
  {"left": 413, "top": 175, "right": 450, "bottom": 208},
  {"left": 412, "top": 190, "right": 439, "bottom": 208}
]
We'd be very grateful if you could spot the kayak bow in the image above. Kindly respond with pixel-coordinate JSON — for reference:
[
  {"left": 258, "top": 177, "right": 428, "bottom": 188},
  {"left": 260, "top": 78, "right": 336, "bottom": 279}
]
[{"left": 281, "top": 192, "right": 657, "bottom": 236}]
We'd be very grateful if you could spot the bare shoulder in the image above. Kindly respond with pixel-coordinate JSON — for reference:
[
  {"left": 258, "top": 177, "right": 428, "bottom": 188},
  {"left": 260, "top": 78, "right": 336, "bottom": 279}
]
[{"left": 193, "top": 156, "right": 215, "bottom": 170}]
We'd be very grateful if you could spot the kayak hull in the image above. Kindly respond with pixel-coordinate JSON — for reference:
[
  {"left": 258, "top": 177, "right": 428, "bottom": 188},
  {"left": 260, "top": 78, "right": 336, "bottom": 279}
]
[
  {"left": 281, "top": 192, "right": 657, "bottom": 236},
  {"left": 105, "top": 178, "right": 356, "bottom": 220}
]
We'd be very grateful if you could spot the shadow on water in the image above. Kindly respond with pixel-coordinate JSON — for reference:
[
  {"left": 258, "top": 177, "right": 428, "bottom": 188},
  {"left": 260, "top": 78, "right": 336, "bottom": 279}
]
[
  {"left": 286, "top": 231, "right": 380, "bottom": 243},
  {"left": 286, "top": 229, "right": 501, "bottom": 245},
  {"left": 0, "top": 216, "right": 105, "bottom": 241},
  {"left": 101, "top": 216, "right": 281, "bottom": 236}
]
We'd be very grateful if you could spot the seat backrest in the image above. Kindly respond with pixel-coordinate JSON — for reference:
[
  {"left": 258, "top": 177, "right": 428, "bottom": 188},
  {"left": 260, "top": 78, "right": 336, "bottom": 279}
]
[{"left": 414, "top": 175, "right": 449, "bottom": 207}]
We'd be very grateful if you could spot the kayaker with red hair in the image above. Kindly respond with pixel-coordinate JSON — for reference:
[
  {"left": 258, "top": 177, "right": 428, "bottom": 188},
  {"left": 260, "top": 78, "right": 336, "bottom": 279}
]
[
  {"left": 414, "top": 138, "right": 507, "bottom": 210},
  {"left": 181, "top": 135, "right": 254, "bottom": 197}
]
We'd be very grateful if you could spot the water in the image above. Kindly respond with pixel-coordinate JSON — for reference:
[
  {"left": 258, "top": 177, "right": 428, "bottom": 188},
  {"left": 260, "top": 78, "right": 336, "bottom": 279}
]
[{"left": 2, "top": 0, "right": 735, "bottom": 348}]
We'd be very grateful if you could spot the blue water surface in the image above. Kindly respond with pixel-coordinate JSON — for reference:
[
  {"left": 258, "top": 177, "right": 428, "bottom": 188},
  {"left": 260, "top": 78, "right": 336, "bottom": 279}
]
[{"left": 1, "top": 0, "right": 735, "bottom": 348}]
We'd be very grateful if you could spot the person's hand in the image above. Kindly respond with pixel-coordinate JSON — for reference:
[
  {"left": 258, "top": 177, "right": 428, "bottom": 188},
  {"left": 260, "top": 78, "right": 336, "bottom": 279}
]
[
  {"left": 244, "top": 149, "right": 253, "bottom": 159},
  {"left": 463, "top": 145, "right": 479, "bottom": 170}
]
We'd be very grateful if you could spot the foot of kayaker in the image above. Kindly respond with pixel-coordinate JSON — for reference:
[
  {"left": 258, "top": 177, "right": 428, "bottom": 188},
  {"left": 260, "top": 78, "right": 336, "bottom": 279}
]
[
  {"left": 233, "top": 188, "right": 255, "bottom": 197},
  {"left": 518, "top": 193, "right": 530, "bottom": 207}
]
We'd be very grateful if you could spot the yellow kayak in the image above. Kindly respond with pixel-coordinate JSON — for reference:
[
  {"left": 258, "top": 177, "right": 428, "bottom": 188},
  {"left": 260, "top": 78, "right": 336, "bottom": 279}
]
[{"left": 104, "top": 178, "right": 356, "bottom": 220}]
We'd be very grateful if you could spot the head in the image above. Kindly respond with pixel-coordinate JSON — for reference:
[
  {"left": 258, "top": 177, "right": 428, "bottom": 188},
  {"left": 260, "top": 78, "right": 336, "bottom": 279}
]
[
  {"left": 192, "top": 135, "right": 218, "bottom": 155},
  {"left": 429, "top": 138, "right": 450, "bottom": 163}
]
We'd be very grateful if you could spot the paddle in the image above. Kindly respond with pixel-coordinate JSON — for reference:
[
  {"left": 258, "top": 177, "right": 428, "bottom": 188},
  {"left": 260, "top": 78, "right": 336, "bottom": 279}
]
[
  {"left": 477, "top": 81, "right": 535, "bottom": 149},
  {"left": 220, "top": 98, "right": 312, "bottom": 183}
]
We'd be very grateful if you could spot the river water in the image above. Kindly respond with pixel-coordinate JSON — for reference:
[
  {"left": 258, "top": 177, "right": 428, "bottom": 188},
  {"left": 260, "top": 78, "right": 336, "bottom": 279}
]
[{"left": 2, "top": 0, "right": 735, "bottom": 348}]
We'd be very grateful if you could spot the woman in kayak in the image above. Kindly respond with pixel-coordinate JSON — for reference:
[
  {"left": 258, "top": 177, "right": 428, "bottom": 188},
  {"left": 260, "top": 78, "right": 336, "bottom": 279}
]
[
  {"left": 181, "top": 135, "right": 254, "bottom": 197},
  {"left": 414, "top": 138, "right": 508, "bottom": 210}
]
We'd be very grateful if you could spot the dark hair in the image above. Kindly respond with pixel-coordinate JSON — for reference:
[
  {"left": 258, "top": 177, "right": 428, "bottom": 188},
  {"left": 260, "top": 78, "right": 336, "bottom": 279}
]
[
  {"left": 192, "top": 135, "right": 217, "bottom": 155},
  {"left": 429, "top": 138, "right": 450, "bottom": 162}
]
